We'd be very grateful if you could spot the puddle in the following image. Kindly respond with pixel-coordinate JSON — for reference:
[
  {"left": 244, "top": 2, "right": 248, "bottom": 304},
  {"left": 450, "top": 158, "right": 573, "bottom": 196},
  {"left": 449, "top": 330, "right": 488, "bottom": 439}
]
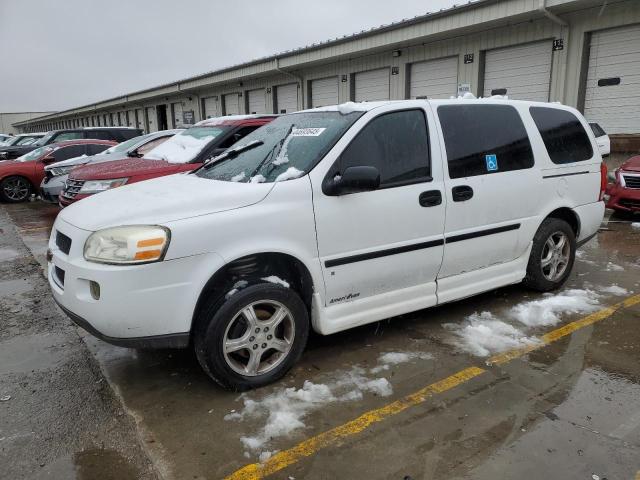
[
  {"left": 0, "top": 333, "right": 68, "bottom": 375},
  {"left": 0, "top": 278, "right": 32, "bottom": 299},
  {"left": 33, "top": 449, "right": 142, "bottom": 480}
]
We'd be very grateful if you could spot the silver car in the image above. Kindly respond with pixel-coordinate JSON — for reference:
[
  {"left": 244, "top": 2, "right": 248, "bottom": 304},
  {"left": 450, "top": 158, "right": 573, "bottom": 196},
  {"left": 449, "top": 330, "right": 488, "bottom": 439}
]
[{"left": 40, "top": 129, "right": 182, "bottom": 203}]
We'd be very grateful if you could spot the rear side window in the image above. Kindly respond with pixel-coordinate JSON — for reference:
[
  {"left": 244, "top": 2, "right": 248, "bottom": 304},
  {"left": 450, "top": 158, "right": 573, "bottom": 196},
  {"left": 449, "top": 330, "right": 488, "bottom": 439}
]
[
  {"left": 87, "top": 143, "right": 111, "bottom": 155},
  {"left": 52, "top": 145, "right": 86, "bottom": 161},
  {"left": 53, "top": 131, "right": 83, "bottom": 142},
  {"left": 589, "top": 122, "right": 605, "bottom": 138},
  {"left": 337, "top": 109, "right": 430, "bottom": 187},
  {"left": 438, "top": 104, "right": 534, "bottom": 179},
  {"left": 530, "top": 107, "right": 593, "bottom": 164},
  {"left": 85, "top": 130, "right": 114, "bottom": 141}
]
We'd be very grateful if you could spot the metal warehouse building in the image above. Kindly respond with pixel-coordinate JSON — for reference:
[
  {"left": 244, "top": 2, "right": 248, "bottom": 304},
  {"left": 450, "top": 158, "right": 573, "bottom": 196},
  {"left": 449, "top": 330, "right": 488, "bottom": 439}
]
[{"left": 14, "top": 0, "right": 640, "bottom": 140}]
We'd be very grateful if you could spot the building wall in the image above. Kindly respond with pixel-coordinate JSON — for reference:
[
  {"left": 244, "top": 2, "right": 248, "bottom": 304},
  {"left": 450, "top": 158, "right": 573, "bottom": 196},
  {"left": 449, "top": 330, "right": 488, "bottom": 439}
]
[
  {"left": 15, "top": 0, "right": 640, "bottom": 135},
  {"left": 1, "top": 112, "right": 55, "bottom": 134}
]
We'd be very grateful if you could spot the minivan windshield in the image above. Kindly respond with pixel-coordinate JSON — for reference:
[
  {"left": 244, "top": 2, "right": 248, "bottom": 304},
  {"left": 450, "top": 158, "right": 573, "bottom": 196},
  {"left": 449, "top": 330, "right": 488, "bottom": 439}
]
[
  {"left": 102, "top": 135, "right": 146, "bottom": 155},
  {"left": 145, "top": 126, "right": 226, "bottom": 163},
  {"left": 195, "top": 111, "right": 363, "bottom": 183},
  {"left": 33, "top": 132, "right": 56, "bottom": 146}
]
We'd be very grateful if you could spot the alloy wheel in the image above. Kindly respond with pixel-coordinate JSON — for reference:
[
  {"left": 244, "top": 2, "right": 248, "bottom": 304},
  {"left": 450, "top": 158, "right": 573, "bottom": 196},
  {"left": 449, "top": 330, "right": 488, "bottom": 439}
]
[
  {"left": 3, "top": 177, "right": 30, "bottom": 201},
  {"left": 540, "top": 231, "right": 571, "bottom": 281},
  {"left": 222, "top": 300, "right": 295, "bottom": 376}
]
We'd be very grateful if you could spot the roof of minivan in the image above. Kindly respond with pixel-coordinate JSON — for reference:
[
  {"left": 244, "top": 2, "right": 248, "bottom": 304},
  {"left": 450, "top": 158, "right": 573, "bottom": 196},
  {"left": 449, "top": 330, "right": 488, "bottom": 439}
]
[{"left": 302, "top": 98, "right": 574, "bottom": 114}]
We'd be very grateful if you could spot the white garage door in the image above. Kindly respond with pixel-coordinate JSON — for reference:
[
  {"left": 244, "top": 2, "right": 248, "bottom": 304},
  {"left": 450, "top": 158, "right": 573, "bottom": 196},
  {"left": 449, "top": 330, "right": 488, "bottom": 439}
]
[
  {"left": 276, "top": 84, "right": 298, "bottom": 113},
  {"left": 354, "top": 68, "right": 390, "bottom": 102},
  {"left": 409, "top": 57, "right": 459, "bottom": 99},
  {"left": 127, "top": 110, "right": 135, "bottom": 127},
  {"left": 145, "top": 107, "right": 157, "bottom": 132},
  {"left": 311, "top": 76, "right": 339, "bottom": 107},
  {"left": 203, "top": 97, "right": 219, "bottom": 118},
  {"left": 584, "top": 24, "right": 640, "bottom": 135},
  {"left": 135, "top": 109, "right": 144, "bottom": 129},
  {"left": 483, "top": 41, "right": 552, "bottom": 102},
  {"left": 224, "top": 94, "right": 241, "bottom": 115},
  {"left": 247, "top": 89, "right": 266, "bottom": 114},
  {"left": 172, "top": 102, "right": 183, "bottom": 127}
]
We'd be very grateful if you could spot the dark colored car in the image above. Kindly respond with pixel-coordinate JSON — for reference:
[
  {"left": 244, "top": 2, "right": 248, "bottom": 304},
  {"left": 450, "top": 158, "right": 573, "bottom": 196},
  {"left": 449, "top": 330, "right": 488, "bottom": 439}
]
[
  {"left": 60, "top": 115, "right": 276, "bottom": 206},
  {"left": 0, "top": 133, "right": 45, "bottom": 153},
  {"left": 606, "top": 155, "right": 640, "bottom": 214},
  {"left": 0, "top": 139, "right": 116, "bottom": 203},
  {"left": 0, "top": 127, "right": 142, "bottom": 160}
]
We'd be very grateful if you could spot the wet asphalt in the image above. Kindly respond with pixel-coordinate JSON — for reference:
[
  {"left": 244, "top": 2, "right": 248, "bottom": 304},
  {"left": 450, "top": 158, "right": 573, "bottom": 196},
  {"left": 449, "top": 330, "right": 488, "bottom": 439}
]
[{"left": 1, "top": 187, "right": 639, "bottom": 479}]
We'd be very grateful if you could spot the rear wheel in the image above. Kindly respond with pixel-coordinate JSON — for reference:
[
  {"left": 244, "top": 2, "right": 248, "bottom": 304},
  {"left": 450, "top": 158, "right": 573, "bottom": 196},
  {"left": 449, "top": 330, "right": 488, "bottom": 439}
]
[
  {"left": 0, "top": 176, "right": 31, "bottom": 203},
  {"left": 523, "top": 218, "right": 576, "bottom": 292},
  {"left": 194, "top": 282, "right": 309, "bottom": 391}
]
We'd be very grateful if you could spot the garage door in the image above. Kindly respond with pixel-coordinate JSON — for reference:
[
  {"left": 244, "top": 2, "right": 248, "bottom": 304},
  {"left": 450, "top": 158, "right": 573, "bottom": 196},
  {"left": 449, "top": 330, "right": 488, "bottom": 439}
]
[
  {"left": 584, "top": 24, "right": 640, "bottom": 135},
  {"left": 409, "top": 57, "right": 459, "bottom": 99},
  {"left": 276, "top": 84, "right": 298, "bottom": 113},
  {"left": 172, "top": 102, "right": 183, "bottom": 128},
  {"left": 224, "top": 94, "right": 241, "bottom": 115},
  {"left": 311, "top": 76, "right": 339, "bottom": 107},
  {"left": 354, "top": 68, "right": 390, "bottom": 102},
  {"left": 247, "top": 89, "right": 266, "bottom": 114},
  {"left": 146, "top": 106, "right": 157, "bottom": 132},
  {"left": 135, "top": 109, "right": 144, "bottom": 129},
  {"left": 483, "top": 41, "right": 552, "bottom": 102},
  {"left": 203, "top": 97, "right": 219, "bottom": 118}
]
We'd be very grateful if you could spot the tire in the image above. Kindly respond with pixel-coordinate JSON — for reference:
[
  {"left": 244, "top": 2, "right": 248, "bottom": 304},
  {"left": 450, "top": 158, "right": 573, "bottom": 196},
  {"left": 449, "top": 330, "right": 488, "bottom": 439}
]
[
  {"left": 523, "top": 218, "right": 576, "bottom": 292},
  {"left": 0, "top": 176, "right": 32, "bottom": 203},
  {"left": 194, "top": 282, "right": 309, "bottom": 391}
]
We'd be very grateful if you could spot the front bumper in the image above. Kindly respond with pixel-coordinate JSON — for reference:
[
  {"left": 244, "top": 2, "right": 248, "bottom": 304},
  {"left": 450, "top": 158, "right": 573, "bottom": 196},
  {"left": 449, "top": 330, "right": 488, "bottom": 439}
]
[
  {"left": 606, "top": 184, "right": 640, "bottom": 212},
  {"left": 48, "top": 218, "right": 225, "bottom": 346},
  {"left": 40, "top": 176, "right": 66, "bottom": 203}
]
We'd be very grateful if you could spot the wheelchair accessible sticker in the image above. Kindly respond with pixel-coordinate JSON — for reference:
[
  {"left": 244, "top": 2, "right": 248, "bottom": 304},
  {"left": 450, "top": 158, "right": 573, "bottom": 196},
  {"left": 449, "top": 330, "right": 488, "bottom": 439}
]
[{"left": 485, "top": 154, "right": 498, "bottom": 172}]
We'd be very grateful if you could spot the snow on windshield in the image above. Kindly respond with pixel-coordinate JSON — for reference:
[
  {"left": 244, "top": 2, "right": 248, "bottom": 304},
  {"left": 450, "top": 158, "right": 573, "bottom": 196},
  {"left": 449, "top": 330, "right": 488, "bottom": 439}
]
[{"left": 145, "top": 127, "right": 224, "bottom": 163}]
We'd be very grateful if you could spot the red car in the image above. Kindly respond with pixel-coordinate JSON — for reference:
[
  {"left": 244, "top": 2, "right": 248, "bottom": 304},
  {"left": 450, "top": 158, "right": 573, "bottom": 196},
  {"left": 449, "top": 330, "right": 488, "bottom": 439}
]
[
  {"left": 0, "top": 139, "right": 116, "bottom": 203},
  {"left": 59, "top": 115, "right": 276, "bottom": 206},
  {"left": 606, "top": 155, "right": 640, "bottom": 214}
]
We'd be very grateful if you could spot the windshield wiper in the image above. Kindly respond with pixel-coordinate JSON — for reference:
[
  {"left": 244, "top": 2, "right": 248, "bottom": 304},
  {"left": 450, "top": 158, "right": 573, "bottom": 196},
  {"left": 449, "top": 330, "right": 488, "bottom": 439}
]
[
  {"left": 249, "top": 124, "right": 295, "bottom": 178},
  {"left": 200, "top": 140, "right": 264, "bottom": 170}
]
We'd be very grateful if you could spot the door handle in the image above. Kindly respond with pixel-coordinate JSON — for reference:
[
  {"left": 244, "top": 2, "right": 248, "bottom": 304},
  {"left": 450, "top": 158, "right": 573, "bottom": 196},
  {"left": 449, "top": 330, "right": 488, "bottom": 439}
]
[
  {"left": 452, "top": 185, "right": 473, "bottom": 202},
  {"left": 419, "top": 190, "right": 442, "bottom": 207}
]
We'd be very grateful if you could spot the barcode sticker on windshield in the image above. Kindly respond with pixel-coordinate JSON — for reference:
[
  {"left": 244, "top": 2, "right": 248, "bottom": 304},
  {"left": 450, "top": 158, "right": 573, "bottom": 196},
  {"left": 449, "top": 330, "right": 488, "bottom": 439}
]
[{"left": 291, "top": 128, "right": 326, "bottom": 137}]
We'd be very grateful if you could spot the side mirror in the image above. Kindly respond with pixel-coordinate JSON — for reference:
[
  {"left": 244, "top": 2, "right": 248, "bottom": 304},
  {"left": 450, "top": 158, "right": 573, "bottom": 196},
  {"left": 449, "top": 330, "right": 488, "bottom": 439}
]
[
  {"left": 323, "top": 165, "right": 380, "bottom": 196},
  {"left": 42, "top": 155, "right": 57, "bottom": 164}
]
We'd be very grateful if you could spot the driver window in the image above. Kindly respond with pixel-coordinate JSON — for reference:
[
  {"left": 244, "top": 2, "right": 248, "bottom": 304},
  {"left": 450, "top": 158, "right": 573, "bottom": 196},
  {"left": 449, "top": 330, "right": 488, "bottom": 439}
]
[
  {"left": 336, "top": 110, "right": 431, "bottom": 188},
  {"left": 52, "top": 145, "right": 87, "bottom": 162}
]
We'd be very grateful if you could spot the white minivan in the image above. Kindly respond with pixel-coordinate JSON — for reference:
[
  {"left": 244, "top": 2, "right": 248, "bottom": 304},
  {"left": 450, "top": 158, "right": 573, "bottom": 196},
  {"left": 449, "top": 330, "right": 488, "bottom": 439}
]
[{"left": 48, "top": 99, "right": 606, "bottom": 390}]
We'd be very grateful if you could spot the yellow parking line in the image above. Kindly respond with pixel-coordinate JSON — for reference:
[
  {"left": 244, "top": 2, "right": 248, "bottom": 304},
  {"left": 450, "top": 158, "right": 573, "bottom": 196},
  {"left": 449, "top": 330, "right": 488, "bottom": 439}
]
[{"left": 225, "top": 293, "right": 640, "bottom": 480}]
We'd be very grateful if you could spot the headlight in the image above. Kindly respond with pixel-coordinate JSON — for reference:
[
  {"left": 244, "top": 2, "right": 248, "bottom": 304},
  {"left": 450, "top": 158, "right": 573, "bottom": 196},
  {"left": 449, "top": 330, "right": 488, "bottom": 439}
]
[
  {"left": 84, "top": 225, "right": 170, "bottom": 264},
  {"left": 50, "top": 166, "right": 73, "bottom": 177},
  {"left": 79, "top": 178, "right": 128, "bottom": 194}
]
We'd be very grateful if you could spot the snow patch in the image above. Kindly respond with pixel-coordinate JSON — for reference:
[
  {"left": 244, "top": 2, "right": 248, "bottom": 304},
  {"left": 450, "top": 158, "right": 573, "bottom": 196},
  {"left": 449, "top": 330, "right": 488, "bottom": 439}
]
[
  {"left": 631, "top": 223, "right": 640, "bottom": 229},
  {"left": 226, "top": 350, "right": 433, "bottom": 456},
  {"left": 231, "top": 172, "right": 246, "bottom": 182},
  {"left": 605, "top": 262, "right": 624, "bottom": 272},
  {"left": 275, "top": 167, "right": 304, "bottom": 182},
  {"left": 597, "top": 284, "right": 629, "bottom": 296},
  {"left": 225, "top": 280, "right": 249, "bottom": 299},
  {"left": 445, "top": 312, "right": 539, "bottom": 357},
  {"left": 262, "top": 276, "right": 290, "bottom": 288},
  {"left": 337, "top": 101, "right": 366, "bottom": 115},
  {"left": 250, "top": 174, "right": 266, "bottom": 183},
  {"left": 146, "top": 134, "right": 215, "bottom": 163},
  {"left": 511, "top": 289, "right": 601, "bottom": 327}
]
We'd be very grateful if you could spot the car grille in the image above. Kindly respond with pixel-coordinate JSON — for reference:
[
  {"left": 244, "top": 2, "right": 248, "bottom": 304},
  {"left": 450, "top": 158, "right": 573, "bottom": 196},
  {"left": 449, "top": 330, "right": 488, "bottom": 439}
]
[
  {"left": 63, "top": 178, "right": 85, "bottom": 199},
  {"left": 622, "top": 175, "right": 640, "bottom": 189},
  {"left": 620, "top": 198, "right": 640, "bottom": 209},
  {"left": 55, "top": 231, "right": 72, "bottom": 255},
  {"left": 54, "top": 266, "right": 65, "bottom": 287}
]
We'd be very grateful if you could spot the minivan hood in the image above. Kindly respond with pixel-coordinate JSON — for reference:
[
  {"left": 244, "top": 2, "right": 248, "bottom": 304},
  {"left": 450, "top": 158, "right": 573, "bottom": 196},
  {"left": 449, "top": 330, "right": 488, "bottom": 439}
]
[
  {"left": 71, "top": 158, "right": 185, "bottom": 180},
  {"left": 59, "top": 173, "right": 274, "bottom": 230}
]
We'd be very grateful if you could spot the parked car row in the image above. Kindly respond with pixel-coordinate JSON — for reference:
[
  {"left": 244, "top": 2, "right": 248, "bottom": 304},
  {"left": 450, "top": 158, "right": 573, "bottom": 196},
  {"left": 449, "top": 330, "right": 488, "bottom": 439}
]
[{"left": 43, "top": 98, "right": 611, "bottom": 390}]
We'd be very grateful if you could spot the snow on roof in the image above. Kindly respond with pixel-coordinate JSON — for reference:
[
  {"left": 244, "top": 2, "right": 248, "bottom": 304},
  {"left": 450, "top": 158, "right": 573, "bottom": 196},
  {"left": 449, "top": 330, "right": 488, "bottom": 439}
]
[{"left": 195, "top": 114, "right": 277, "bottom": 126}]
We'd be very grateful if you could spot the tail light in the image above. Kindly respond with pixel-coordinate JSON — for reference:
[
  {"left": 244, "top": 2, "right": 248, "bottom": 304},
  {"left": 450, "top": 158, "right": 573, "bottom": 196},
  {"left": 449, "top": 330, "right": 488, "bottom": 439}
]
[{"left": 599, "top": 162, "right": 608, "bottom": 201}]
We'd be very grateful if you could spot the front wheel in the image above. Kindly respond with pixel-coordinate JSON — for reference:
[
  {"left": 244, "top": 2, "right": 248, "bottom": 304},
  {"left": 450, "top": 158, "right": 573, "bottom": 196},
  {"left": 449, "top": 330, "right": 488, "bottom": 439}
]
[
  {"left": 194, "top": 282, "right": 309, "bottom": 391},
  {"left": 523, "top": 218, "right": 576, "bottom": 292},
  {"left": 0, "top": 176, "right": 32, "bottom": 203}
]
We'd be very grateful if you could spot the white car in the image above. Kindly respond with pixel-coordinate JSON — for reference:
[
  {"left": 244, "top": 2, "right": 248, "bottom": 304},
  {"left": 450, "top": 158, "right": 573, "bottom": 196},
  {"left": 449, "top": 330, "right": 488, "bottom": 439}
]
[
  {"left": 48, "top": 99, "right": 606, "bottom": 390},
  {"left": 590, "top": 122, "right": 610, "bottom": 157}
]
